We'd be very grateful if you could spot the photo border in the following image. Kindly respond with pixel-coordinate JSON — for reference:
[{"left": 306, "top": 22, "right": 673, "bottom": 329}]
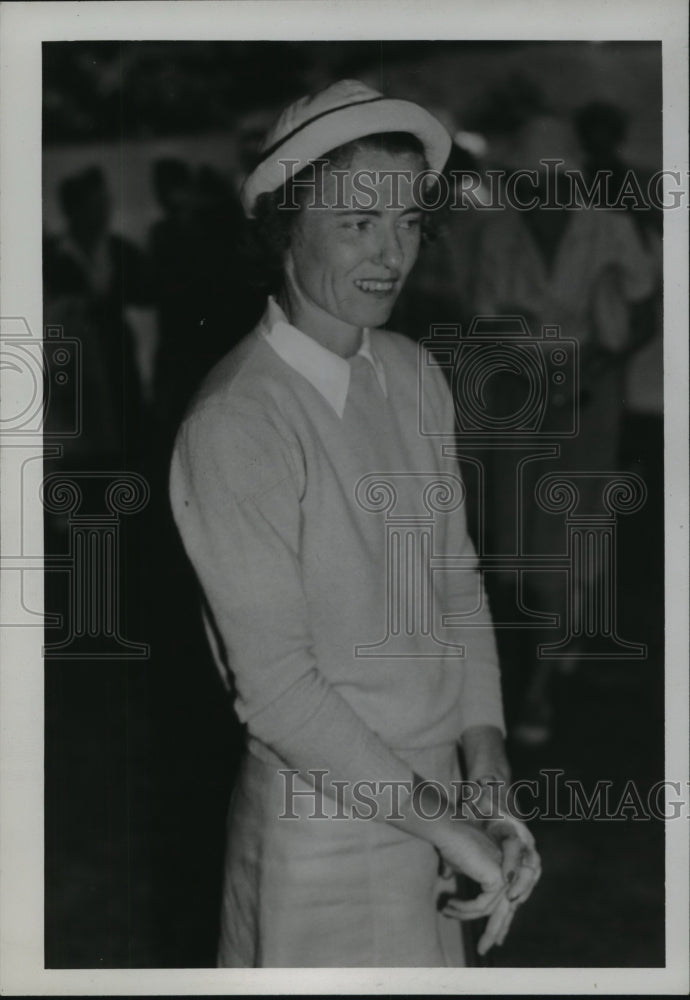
[{"left": 1, "top": 0, "right": 687, "bottom": 994}]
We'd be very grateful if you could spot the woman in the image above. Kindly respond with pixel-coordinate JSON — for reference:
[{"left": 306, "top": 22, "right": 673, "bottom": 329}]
[{"left": 170, "top": 80, "right": 540, "bottom": 967}]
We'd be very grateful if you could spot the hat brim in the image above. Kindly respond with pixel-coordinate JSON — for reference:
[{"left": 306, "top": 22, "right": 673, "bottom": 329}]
[{"left": 241, "top": 98, "right": 452, "bottom": 217}]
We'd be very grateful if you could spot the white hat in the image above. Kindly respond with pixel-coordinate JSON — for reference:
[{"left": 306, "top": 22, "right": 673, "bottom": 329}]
[{"left": 241, "top": 79, "right": 452, "bottom": 217}]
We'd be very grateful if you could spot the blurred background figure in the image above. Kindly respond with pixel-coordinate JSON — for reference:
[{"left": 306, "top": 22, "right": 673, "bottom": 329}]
[
  {"left": 190, "top": 163, "right": 264, "bottom": 372},
  {"left": 392, "top": 139, "right": 484, "bottom": 338},
  {"left": 572, "top": 99, "right": 664, "bottom": 503},
  {"left": 573, "top": 101, "right": 628, "bottom": 174},
  {"left": 573, "top": 100, "right": 662, "bottom": 246},
  {"left": 44, "top": 165, "right": 151, "bottom": 469},
  {"left": 392, "top": 73, "right": 549, "bottom": 342},
  {"left": 471, "top": 114, "right": 660, "bottom": 744},
  {"left": 148, "top": 158, "right": 199, "bottom": 431},
  {"left": 148, "top": 158, "right": 265, "bottom": 439}
]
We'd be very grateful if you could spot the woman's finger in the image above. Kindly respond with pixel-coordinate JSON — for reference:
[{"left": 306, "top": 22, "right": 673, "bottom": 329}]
[
  {"left": 477, "top": 901, "right": 507, "bottom": 954},
  {"left": 442, "top": 885, "right": 506, "bottom": 921},
  {"left": 500, "top": 833, "right": 524, "bottom": 885},
  {"left": 477, "top": 895, "right": 515, "bottom": 955},
  {"left": 496, "top": 902, "right": 517, "bottom": 947},
  {"left": 441, "top": 897, "right": 499, "bottom": 921},
  {"left": 507, "top": 849, "right": 542, "bottom": 903}
]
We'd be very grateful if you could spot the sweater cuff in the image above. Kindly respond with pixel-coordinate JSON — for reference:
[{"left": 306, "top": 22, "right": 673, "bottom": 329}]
[{"left": 246, "top": 670, "right": 416, "bottom": 796}]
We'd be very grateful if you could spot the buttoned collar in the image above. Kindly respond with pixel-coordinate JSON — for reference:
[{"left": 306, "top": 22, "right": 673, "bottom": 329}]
[{"left": 260, "top": 296, "right": 388, "bottom": 418}]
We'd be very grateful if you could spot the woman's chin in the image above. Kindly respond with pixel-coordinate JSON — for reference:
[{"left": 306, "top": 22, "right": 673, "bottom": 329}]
[{"left": 345, "top": 298, "right": 398, "bottom": 329}]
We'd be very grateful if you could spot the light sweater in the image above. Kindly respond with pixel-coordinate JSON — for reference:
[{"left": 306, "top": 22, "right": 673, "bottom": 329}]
[{"left": 169, "top": 297, "right": 505, "bottom": 794}]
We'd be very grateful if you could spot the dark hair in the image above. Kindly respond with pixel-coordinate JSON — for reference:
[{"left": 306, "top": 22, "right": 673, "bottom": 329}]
[
  {"left": 58, "top": 166, "right": 107, "bottom": 218},
  {"left": 573, "top": 101, "right": 629, "bottom": 147},
  {"left": 152, "top": 158, "right": 192, "bottom": 204},
  {"left": 243, "top": 131, "right": 438, "bottom": 294}
]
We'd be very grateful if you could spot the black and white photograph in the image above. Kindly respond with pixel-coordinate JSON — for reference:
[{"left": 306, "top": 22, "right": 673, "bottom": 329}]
[{"left": 0, "top": 1, "right": 688, "bottom": 994}]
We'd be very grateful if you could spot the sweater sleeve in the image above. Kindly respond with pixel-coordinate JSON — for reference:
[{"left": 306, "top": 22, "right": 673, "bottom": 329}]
[
  {"left": 169, "top": 401, "right": 415, "bottom": 793},
  {"left": 427, "top": 366, "right": 506, "bottom": 737}
]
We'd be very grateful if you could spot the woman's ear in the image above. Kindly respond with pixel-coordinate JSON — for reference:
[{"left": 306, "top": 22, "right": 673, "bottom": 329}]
[
  {"left": 281, "top": 248, "right": 296, "bottom": 298},
  {"left": 283, "top": 247, "right": 296, "bottom": 282},
  {"left": 277, "top": 247, "right": 300, "bottom": 318},
  {"left": 283, "top": 246, "right": 307, "bottom": 303}
]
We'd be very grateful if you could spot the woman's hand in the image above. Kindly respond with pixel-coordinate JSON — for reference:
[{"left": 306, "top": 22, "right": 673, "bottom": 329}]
[
  {"left": 485, "top": 816, "right": 542, "bottom": 906},
  {"left": 437, "top": 821, "right": 517, "bottom": 956},
  {"left": 441, "top": 887, "right": 517, "bottom": 955},
  {"left": 436, "top": 821, "right": 506, "bottom": 923},
  {"left": 439, "top": 818, "right": 542, "bottom": 955},
  {"left": 448, "top": 728, "right": 542, "bottom": 953}
]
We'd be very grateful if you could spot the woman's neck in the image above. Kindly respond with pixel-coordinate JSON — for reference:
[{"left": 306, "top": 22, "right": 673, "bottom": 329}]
[{"left": 277, "top": 285, "right": 363, "bottom": 359}]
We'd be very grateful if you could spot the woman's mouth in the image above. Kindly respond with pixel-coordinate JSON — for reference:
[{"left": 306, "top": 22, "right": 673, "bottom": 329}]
[{"left": 354, "top": 278, "right": 398, "bottom": 295}]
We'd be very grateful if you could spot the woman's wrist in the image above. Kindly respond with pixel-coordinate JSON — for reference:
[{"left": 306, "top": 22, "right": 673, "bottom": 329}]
[
  {"left": 387, "top": 772, "right": 472, "bottom": 850},
  {"left": 461, "top": 725, "right": 511, "bottom": 787},
  {"left": 428, "top": 809, "right": 478, "bottom": 856}
]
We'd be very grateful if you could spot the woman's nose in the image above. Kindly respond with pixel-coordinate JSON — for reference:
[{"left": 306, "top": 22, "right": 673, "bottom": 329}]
[{"left": 376, "top": 231, "right": 403, "bottom": 270}]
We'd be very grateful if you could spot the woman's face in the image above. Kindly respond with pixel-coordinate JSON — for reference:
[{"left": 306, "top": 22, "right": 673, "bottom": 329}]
[{"left": 285, "top": 147, "right": 425, "bottom": 332}]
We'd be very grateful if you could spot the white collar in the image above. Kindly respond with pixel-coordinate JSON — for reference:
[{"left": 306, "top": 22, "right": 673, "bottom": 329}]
[{"left": 261, "top": 296, "right": 388, "bottom": 418}]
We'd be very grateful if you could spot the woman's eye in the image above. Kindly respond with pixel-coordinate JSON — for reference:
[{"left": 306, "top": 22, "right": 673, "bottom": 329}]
[
  {"left": 337, "top": 216, "right": 376, "bottom": 233},
  {"left": 399, "top": 216, "right": 422, "bottom": 230}
]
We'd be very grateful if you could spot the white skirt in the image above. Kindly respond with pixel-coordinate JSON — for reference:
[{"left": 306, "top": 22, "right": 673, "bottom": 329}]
[{"left": 217, "top": 741, "right": 467, "bottom": 967}]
